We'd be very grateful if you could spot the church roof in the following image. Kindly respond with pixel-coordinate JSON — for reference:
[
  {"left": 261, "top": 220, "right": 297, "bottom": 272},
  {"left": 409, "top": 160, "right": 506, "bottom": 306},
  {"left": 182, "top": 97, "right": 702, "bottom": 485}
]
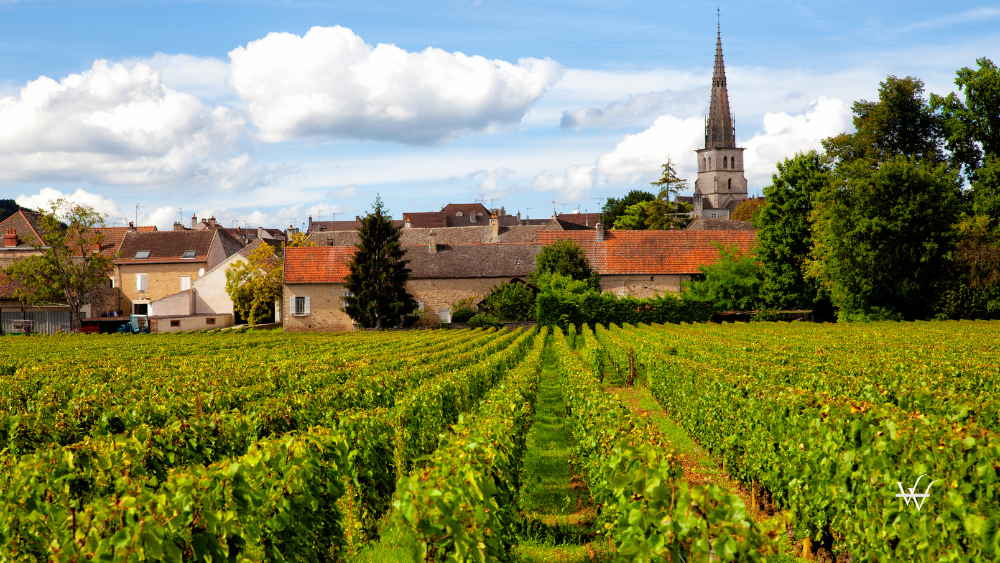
[{"left": 705, "top": 26, "right": 736, "bottom": 149}]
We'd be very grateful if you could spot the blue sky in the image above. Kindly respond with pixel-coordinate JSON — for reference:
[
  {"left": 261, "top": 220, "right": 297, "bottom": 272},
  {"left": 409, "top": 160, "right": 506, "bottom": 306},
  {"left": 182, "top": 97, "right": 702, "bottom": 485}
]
[{"left": 0, "top": 1, "right": 997, "bottom": 229}]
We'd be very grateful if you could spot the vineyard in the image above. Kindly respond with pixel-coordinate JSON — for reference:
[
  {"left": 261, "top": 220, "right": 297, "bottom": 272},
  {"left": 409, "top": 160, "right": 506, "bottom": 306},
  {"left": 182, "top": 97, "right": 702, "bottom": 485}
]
[{"left": 0, "top": 320, "right": 996, "bottom": 562}]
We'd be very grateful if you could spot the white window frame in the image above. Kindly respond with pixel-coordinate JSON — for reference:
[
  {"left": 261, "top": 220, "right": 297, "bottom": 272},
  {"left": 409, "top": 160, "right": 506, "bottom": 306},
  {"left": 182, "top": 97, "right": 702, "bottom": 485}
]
[
  {"left": 136, "top": 273, "right": 147, "bottom": 292},
  {"left": 293, "top": 295, "right": 310, "bottom": 316},
  {"left": 180, "top": 276, "right": 191, "bottom": 291},
  {"left": 439, "top": 307, "right": 451, "bottom": 323}
]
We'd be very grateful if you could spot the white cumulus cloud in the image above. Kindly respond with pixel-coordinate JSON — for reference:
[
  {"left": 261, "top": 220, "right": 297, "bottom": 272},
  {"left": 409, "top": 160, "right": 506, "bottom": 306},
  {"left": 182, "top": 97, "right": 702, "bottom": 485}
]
[
  {"left": 227, "top": 25, "right": 562, "bottom": 144},
  {"left": 532, "top": 165, "right": 595, "bottom": 203},
  {"left": 16, "top": 187, "right": 125, "bottom": 219},
  {"left": 743, "top": 96, "right": 852, "bottom": 186},
  {"left": 0, "top": 59, "right": 259, "bottom": 189},
  {"left": 595, "top": 115, "right": 705, "bottom": 185}
]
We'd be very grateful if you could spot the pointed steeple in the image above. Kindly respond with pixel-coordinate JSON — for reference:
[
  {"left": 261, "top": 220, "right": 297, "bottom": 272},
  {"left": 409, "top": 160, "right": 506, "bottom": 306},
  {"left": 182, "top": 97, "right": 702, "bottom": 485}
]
[{"left": 705, "top": 25, "right": 736, "bottom": 148}]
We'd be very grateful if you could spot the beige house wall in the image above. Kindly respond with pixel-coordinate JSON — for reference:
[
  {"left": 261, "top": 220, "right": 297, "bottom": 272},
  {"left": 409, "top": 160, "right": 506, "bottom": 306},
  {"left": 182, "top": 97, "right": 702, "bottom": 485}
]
[
  {"left": 117, "top": 262, "right": 205, "bottom": 312},
  {"left": 599, "top": 274, "right": 691, "bottom": 299},
  {"left": 150, "top": 313, "right": 233, "bottom": 333},
  {"left": 282, "top": 283, "right": 354, "bottom": 332},
  {"left": 193, "top": 253, "right": 246, "bottom": 315}
]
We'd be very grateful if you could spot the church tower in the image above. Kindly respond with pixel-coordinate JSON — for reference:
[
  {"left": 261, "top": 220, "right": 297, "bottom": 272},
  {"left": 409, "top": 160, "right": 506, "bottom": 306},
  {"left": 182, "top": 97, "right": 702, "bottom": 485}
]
[{"left": 693, "top": 25, "right": 748, "bottom": 216}]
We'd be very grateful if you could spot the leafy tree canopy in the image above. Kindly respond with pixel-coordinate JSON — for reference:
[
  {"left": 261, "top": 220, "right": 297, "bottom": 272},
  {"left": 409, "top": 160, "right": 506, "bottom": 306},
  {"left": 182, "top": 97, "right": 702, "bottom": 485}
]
[
  {"left": 931, "top": 57, "right": 1000, "bottom": 179},
  {"left": 756, "top": 151, "right": 833, "bottom": 315},
  {"left": 2, "top": 199, "right": 113, "bottom": 332},
  {"left": 612, "top": 158, "right": 692, "bottom": 230},
  {"left": 807, "top": 157, "right": 962, "bottom": 320},
  {"left": 225, "top": 243, "right": 282, "bottom": 327},
  {"left": 601, "top": 190, "right": 654, "bottom": 230},
  {"left": 822, "top": 76, "right": 944, "bottom": 166},
  {"left": 531, "top": 238, "right": 600, "bottom": 290},
  {"left": 730, "top": 198, "right": 767, "bottom": 224},
  {"left": 681, "top": 243, "right": 762, "bottom": 311},
  {"left": 284, "top": 231, "right": 316, "bottom": 249},
  {"left": 342, "top": 196, "right": 417, "bottom": 329}
]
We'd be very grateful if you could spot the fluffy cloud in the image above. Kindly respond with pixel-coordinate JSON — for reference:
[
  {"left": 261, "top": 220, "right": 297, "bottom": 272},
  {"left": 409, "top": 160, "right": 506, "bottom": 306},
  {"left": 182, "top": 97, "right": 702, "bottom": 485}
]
[
  {"left": 0, "top": 59, "right": 258, "bottom": 188},
  {"left": 532, "top": 165, "right": 595, "bottom": 203},
  {"left": 743, "top": 97, "right": 852, "bottom": 185},
  {"left": 560, "top": 88, "right": 708, "bottom": 130},
  {"left": 125, "top": 53, "right": 234, "bottom": 104},
  {"left": 17, "top": 187, "right": 125, "bottom": 219},
  {"left": 595, "top": 115, "right": 705, "bottom": 185},
  {"left": 227, "top": 26, "right": 562, "bottom": 144}
]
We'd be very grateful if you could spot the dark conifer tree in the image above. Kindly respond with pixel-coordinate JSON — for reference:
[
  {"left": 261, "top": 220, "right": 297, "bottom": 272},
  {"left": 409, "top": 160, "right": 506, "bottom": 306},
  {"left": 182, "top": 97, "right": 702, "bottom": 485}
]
[{"left": 343, "top": 196, "right": 417, "bottom": 329}]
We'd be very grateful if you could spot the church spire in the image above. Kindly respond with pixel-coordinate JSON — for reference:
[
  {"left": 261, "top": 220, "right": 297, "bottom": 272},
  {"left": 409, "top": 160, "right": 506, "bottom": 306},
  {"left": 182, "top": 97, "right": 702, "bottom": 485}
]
[{"left": 705, "top": 24, "right": 736, "bottom": 148}]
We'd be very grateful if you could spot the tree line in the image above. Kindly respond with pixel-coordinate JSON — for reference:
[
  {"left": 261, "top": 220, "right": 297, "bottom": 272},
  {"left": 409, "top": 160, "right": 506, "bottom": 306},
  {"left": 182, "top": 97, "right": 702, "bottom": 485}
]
[{"left": 687, "top": 58, "right": 1000, "bottom": 321}]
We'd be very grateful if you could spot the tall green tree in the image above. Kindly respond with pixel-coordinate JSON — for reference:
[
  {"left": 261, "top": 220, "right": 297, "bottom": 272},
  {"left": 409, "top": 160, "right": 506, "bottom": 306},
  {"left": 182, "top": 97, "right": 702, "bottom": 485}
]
[
  {"left": 531, "top": 238, "right": 600, "bottom": 290},
  {"left": 611, "top": 158, "right": 692, "bottom": 230},
  {"left": 822, "top": 76, "right": 944, "bottom": 166},
  {"left": 602, "top": 190, "right": 654, "bottom": 230},
  {"left": 756, "top": 151, "right": 832, "bottom": 314},
  {"left": 931, "top": 57, "right": 1000, "bottom": 179},
  {"left": 2, "top": 200, "right": 114, "bottom": 332},
  {"left": 808, "top": 157, "right": 962, "bottom": 320},
  {"left": 342, "top": 196, "right": 417, "bottom": 329},
  {"left": 226, "top": 243, "right": 283, "bottom": 327}
]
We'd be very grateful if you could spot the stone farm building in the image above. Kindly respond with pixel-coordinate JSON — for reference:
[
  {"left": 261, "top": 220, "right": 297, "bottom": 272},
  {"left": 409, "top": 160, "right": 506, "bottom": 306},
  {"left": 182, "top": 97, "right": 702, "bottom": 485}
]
[{"left": 282, "top": 218, "right": 756, "bottom": 332}]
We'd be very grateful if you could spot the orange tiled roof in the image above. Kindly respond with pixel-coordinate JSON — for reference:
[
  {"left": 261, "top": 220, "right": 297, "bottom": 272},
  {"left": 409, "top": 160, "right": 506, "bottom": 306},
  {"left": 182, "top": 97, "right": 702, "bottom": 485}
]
[
  {"left": 283, "top": 246, "right": 354, "bottom": 284},
  {"left": 535, "top": 229, "right": 756, "bottom": 275}
]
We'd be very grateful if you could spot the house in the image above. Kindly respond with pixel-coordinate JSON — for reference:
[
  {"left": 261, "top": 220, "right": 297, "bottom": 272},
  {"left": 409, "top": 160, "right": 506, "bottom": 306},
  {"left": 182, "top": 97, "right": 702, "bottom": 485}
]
[
  {"left": 536, "top": 227, "right": 757, "bottom": 298},
  {"left": 282, "top": 240, "right": 541, "bottom": 332},
  {"left": 114, "top": 227, "right": 244, "bottom": 316},
  {"left": 0, "top": 210, "right": 156, "bottom": 333},
  {"left": 146, "top": 237, "right": 283, "bottom": 332}
]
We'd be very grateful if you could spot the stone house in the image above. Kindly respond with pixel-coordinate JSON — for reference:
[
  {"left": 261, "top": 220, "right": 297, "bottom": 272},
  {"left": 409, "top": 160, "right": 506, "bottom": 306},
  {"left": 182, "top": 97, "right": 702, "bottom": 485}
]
[
  {"left": 281, "top": 240, "right": 540, "bottom": 332},
  {"left": 115, "top": 228, "right": 244, "bottom": 316}
]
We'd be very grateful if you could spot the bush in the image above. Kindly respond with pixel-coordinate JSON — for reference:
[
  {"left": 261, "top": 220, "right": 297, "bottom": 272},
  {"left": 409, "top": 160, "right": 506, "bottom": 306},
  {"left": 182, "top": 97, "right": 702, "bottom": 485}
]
[
  {"left": 480, "top": 282, "right": 537, "bottom": 321},
  {"left": 467, "top": 314, "right": 504, "bottom": 329},
  {"left": 450, "top": 308, "right": 476, "bottom": 323}
]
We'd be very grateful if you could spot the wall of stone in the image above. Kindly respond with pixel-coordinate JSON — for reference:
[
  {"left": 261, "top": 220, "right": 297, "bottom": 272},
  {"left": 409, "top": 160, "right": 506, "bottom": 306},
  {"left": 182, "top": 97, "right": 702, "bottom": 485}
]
[
  {"left": 408, "top": 277, "right": 511, "bottom": 322},
  {"left": 117, "top": 263, "right": 205, "bottom": 313},
  {"left": 282, "top": 283, "right": 354, "bottom": 332},
  {"left": 599, "top": 274, "right": 690, "bottom": 298}
]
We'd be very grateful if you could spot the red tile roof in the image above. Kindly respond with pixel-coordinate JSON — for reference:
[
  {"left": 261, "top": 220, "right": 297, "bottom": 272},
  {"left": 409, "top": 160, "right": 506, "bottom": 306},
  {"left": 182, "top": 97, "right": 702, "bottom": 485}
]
[
  {"left": 283, "top": 246, "right": 354, "bottom": 284},
  {"left": 535, "top": 229, "right": 757, "bottom": 275}
]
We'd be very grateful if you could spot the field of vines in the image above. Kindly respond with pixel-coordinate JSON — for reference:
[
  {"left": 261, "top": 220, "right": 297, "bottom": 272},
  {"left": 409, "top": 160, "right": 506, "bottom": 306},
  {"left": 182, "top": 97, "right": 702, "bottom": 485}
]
[{"left": 0, "top": 320, "right": 995, "bottom": 562}]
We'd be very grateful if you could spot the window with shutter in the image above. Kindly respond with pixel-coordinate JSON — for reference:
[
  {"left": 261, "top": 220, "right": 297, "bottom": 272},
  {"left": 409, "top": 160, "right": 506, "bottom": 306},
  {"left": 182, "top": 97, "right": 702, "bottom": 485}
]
[
  {"left": 304, "top": 296, "right": 310, "bottom": 314},
  {"left": 294, "top": 296, "right": 305, "bottom": 315},
  {"left": 180, "top": 276, "right": 191, "bottom": 291},
  {"left": 136, "top": 273, "right": 147, "bottom": 291}
]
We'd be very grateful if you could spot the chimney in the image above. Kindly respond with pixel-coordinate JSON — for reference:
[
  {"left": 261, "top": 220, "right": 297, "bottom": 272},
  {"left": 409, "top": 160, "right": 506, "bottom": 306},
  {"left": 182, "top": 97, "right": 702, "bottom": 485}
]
[
  {"left": 500, "top": 206, "right": 506, "bottom": 217},
  {"left": 191, "top": 214, "right": 197, "bottom": 228},
  {"left": 404, "top": 217, "right": 412, "bottom": 229},
  {"left": 517, "top": 212, "right": 521, "bottom": 221},
  {"left": 428, "top": 231, "right": 437, "bottom": 254},
  {"left": 207, "top": 216, "right": 217, "bottom": 228},
  {"left": 596, "top": 221, "right": 604, "bottom": 242},
  {"left": 308, "top": 215, "right": 313, "bottom": 229},
  {"left": 490, "top": 214, "right": 499, "bottom": 242},
  {"left": 693, "top": 193, "right": 703, "bottom": 217},
  {"left": 173, "top": 222, "right": 185, "bottom": 231},
  {"left": 470, "top": 212, "right": 477, "bottom": 223},
  {"left": 127, "top": 222, "right": 136, "bottom": 233},
  {"left": 3, "top": 228, "right": 16, "bottom": 247},
  {"left": 258, "top": 226, "right": 265, "bottom": 240},
  {"left": 442, "top": 216, "right": 448, "bottom": 228}
]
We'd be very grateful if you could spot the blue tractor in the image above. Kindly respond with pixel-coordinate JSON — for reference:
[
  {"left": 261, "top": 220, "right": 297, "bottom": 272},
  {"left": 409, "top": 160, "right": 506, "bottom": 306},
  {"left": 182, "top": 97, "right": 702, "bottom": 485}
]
[{"left": 116, "top": 315, "right": 151, "bottom": 334}]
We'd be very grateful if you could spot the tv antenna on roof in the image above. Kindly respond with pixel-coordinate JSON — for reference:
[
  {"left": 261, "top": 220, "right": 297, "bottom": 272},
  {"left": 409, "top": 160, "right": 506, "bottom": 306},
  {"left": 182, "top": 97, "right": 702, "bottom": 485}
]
[
  {"left": 134, "top": 203, "right": 146, "bottom": 226},
  {"left": 525, "top": 207, "right": 531, "bottom": 220},
  {"left": 551, "top": 200, "right": 564, "bottom": 215}
]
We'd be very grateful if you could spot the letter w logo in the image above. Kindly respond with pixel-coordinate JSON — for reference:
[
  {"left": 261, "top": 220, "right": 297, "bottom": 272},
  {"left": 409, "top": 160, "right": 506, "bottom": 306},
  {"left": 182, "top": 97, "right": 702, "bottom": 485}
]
[{"left": 895, "top": 474, "right": 938, "bottom": 511}]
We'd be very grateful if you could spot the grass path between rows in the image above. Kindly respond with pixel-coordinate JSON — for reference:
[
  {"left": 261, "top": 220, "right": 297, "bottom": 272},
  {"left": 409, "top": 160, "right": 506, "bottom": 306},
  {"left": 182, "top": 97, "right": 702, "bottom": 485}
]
[{"left": 515, "top": 343, "right": 614, "bottom": 563}]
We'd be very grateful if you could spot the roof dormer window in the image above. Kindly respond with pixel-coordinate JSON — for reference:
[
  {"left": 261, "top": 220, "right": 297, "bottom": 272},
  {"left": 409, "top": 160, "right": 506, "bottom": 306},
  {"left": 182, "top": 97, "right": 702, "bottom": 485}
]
[
  {"left": 456, "top": 211, "right": 463, "bottom": 216},
  {"left": 182, "top": 250, "right": 196, "bottom": 259},
  {"left": 134, "top": 250, "right": 151, "bottom": 259}
]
